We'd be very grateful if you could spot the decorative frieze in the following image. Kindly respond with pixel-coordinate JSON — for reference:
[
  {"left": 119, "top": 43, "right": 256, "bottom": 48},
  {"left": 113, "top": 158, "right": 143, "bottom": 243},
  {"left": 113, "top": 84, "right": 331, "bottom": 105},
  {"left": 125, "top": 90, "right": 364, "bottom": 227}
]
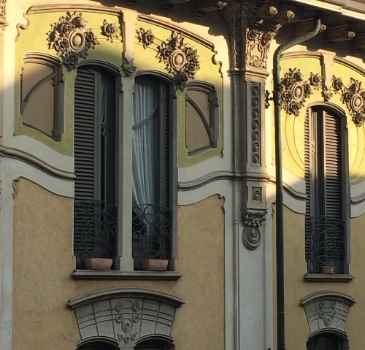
[
  {"left": 332, "top": 76, "right": 365, "bottom": 126},
  {"left": 242, "top": 209, "right": 266, "bottom": 250},
  {"left": 101, "top": 19, "right": 119, "bottom": 43},
  {"left": 251, "top": 82, "right": 261, "bottom": 165},
  {"left": 47, "top": 12, "right": 99, "bottom": 70}
]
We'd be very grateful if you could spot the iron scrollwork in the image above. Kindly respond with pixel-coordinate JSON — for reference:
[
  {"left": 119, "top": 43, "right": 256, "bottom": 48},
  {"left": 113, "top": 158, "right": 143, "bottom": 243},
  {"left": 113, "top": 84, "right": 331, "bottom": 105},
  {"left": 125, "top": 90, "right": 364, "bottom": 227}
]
[
  {"left": 47, "top": 12, "right": 99, "bottom": 70},
  {"left": 157, "top": 31, "right": 200, "bottom": 90},
  {"left": 242, "top": 210, "right": 266, "bottom": 250},
  {"left": 332, "top": 76, "right": 365, "bottom": 126}
]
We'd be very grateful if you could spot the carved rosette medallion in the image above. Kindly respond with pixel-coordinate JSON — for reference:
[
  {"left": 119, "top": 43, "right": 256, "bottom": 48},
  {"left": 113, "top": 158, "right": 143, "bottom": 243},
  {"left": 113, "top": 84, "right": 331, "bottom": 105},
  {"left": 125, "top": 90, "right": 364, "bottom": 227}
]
[
  {"left": 317, "top": 300, "right": 338, "bottom": 327},
  {"left": 157, "top": 31, "right": 200, "bottom": 90},
  {"left": 115, "top": 301, "right": 141, "bottom": 344},
  {"left": 137, "top": 28, "right": 154, "bottom": 49},
  {"left": 101, "top": 19, "right": 119, "bottom": 43},
  {"left": 47, "top": 12, "right": 99, "bottom": 70},
  {"left": 242, "top": 210, "right": 266, "bottom": 250},
  {"left": 281, "top": 69, "right": 323, "bottom": 116},
  {"left": 251, "top": 82, "right": 261, "bottom": 165},
  {"left": 332, "top": 76, "right": 365, "bottom": 126}
]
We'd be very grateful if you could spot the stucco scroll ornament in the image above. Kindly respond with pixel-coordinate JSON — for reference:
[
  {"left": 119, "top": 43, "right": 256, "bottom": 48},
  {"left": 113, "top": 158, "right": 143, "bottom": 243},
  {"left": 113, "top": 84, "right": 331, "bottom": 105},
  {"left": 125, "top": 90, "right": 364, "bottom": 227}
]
[
  {"left": 137, "top": 28, "right": 154, "bottom": 49},
  {"left": 47, "top": 12, "right": 99, "bottom": 70},
  {"left": 115, "top": 301, "right": 141, "bottom": 344},
  {"left": 317, "top": 300, "right": 338, "bottom": 327},
  {"left": 332, "top": 76, "right": 365, "bottom": 126},
  {"left": 157, "top": 31, "right": 200, "bottom": 91},
  {"left": 242, "top": 210, "right": 266, "bottom": 250},
  {"left": 101, "top": 19, "right": 119, "bottom": 43}
]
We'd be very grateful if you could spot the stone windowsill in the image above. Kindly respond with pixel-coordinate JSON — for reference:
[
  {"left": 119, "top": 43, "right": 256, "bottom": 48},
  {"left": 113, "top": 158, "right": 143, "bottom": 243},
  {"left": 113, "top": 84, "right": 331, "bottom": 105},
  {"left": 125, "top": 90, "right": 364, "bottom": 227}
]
[
  {"left": 303, "top": 273, "right": 354, "bottom": 282},
  {"left": 71, "top": 269, "right": 182, "bottom": 280}
]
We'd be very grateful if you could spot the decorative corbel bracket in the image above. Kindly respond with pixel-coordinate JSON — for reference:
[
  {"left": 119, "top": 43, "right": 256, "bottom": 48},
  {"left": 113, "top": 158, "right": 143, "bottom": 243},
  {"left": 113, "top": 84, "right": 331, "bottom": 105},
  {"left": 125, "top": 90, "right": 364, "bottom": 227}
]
[
  {"left": 324, "top": 24, "right": 355, "bottom": 49},
  {"left": 121, "top": 55, "right": 136, "bottom": 77},
  {"left": 242, "top": 209, "right": 267, "bottom": 250},
  {"left": 47, "top": 12, "right": 99, "bottom": 70}
]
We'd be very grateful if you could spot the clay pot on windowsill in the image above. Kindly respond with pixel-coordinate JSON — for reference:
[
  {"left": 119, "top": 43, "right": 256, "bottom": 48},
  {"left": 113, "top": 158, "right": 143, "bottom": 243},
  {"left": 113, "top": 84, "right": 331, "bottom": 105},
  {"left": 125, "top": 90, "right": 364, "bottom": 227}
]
[
  {"left": 142, "top": 259, "right": 168, "bottom": 271},
  {"left": 84, "top": 257, "right": 113, "bottom": 270},
  {"left": 321, "top": 265, "right": 335, "bottom": 274}
]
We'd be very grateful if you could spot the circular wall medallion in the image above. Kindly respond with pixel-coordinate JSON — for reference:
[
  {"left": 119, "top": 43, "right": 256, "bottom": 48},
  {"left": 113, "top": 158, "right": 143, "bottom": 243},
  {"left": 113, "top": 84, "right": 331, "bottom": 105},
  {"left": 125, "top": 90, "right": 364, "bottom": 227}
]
[
  {"left": 69, "top": 29, "right": 85, "bottom": 52},
  {"left": 292, "top": 83, "right": 304, "bottom": 101},
  {"left": 170, "top": 49, "right": 187, "bottom": 70},
  {"left": 350, "top": 94, "right": 363, "bottom": 112}
]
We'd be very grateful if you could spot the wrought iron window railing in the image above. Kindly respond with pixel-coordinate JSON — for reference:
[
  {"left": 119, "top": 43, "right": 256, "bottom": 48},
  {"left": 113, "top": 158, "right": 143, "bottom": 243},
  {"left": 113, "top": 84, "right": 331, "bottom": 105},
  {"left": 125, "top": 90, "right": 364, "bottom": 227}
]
[
  {"left": 132, "top": 204, "right": 172, "bottom": 270},
  {"left": 306, "top": 215, "right": 345, "bottom": 274},
  {"left": 74, "top": 200, "right": 117, "bottom": 268}
]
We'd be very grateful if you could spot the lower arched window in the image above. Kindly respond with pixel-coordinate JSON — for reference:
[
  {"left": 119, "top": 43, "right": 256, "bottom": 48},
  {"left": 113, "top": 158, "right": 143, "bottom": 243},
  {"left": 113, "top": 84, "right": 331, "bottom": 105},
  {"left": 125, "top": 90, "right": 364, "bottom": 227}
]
[{"left": 306, "top": 333, "right": 348, "bottom": 350}]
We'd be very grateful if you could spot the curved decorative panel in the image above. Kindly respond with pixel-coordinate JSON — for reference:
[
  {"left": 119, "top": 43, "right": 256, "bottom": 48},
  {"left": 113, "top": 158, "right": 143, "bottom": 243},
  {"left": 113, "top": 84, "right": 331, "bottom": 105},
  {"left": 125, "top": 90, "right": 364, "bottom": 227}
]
[
  {"left": 300, "top": 291, "right": 356, "bottom": 337},
  {"left": 67, "top": 288, "right": 184, "bottom": 348}
]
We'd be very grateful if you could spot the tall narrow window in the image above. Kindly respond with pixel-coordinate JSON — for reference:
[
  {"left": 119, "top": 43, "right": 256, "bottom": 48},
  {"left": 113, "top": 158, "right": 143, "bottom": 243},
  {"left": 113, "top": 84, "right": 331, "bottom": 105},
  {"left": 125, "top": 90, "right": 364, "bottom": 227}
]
[
  {"left": 73, "top": 66, "right": 117, "bottom": 269},
  {"left": 132, "top": 76, "right": 173, "bottom": 270},
  {"left": 305, "top": 106, "right": 349, "bottom": 274}
]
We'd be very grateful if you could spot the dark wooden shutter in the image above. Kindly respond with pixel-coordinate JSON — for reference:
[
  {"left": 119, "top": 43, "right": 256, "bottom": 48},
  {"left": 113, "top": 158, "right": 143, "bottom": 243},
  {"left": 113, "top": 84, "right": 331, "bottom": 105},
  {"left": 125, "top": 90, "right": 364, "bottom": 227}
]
[
  {"left": 74, "top": 68, "right": 97, "bottom": 254},
  {"left": 304, "top": 109, "right": 311, "bottom": 262},
  {"left": 324, "top": 111, "right": 342, "bottom": 219}
]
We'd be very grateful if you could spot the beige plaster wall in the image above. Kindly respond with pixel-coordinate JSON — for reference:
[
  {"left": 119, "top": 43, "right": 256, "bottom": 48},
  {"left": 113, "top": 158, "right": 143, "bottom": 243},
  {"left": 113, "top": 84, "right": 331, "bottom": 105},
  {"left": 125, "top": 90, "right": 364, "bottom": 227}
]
[
  {"left": 277, "top": 206, "right": 365, "bottom": 349},
  {"left": 12, "top": 179, "right": 225, "bottom": 350}
]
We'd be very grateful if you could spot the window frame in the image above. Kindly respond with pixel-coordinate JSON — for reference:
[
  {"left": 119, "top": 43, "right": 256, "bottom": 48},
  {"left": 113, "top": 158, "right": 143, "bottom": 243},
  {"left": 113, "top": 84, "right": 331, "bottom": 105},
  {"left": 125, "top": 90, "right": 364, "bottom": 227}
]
[
  {"left": 73, "top": 64, "right": 178, "bottom": 273},
  {"left": 305, "top": 103, "right": 350, "bottom": 275}
]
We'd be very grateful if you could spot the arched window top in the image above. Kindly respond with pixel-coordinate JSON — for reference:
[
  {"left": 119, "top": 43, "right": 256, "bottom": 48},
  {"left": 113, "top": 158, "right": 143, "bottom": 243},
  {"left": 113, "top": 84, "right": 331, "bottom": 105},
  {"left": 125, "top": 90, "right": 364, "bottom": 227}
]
[
  {"left": 67, "top": 288, "right": 183, "bottom": 349},
  {"left": 300, "top": 291, "right": 355, "bottom": 339},
  {"left": 78, "top": 59, "right": 120, "bottom": 75}
]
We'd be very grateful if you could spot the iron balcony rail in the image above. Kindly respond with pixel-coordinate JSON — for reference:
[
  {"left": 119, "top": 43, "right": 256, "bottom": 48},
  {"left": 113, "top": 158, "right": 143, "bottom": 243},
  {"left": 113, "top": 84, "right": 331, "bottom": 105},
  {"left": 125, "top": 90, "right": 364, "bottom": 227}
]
[
  {"left": 132, "top": 203, "right": 172, "bottom": 270},
  {"left": 74, "top": 201, "right": 172, "bottom": 270},
  {"left": 306, "top": 215, "right": 345, "bottom": 274},
  {"left": 74, "top": 200, "right": 117, "bottom": 266}
]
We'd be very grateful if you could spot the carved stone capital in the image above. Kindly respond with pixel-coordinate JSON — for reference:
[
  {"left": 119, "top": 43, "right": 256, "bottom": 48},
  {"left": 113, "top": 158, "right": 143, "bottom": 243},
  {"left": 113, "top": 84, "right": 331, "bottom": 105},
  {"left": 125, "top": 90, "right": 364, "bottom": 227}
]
[
  {"left": 122, "top": 55, "right": 136, "bottom": 77},
  {"left": 246, "top": 25, "right": 281, "bottom": 69},
  {"left": 242, "top": 209, "right": 266, "bottom": 250},
  {"left": 47, "top": 12, "right": 99, "bottom": 70},
  {"left": 0, "top": 0, "right": 8, "bottom": 28}
]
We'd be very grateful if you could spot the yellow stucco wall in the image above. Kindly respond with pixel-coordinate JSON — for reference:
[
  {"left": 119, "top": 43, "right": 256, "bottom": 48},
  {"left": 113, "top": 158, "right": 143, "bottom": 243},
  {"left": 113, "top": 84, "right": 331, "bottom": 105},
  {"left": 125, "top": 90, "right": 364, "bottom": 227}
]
[
  {"left": 277, "top": 206, "right": 365, "bottom": 349},
  {"left": 12, "top": 179, "right": 225, "bottom": 350}
]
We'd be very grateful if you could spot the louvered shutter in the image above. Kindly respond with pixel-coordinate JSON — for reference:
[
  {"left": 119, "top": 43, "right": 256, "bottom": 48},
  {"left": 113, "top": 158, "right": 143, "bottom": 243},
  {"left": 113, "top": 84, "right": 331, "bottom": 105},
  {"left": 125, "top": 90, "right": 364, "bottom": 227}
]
[
  {"left": 304, "top": 109, "right": 311, "bottom": 262},
  {"left": 74, "top": 68, "right": 97, "bottom": 254},
  {"left": 323, "top": 111, "right": 344, "bottom": 272}
]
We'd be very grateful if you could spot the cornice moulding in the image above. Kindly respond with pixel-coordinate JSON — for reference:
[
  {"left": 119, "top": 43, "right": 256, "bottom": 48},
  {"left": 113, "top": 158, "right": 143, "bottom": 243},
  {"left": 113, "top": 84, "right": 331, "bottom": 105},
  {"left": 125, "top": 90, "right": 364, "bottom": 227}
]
[{"left": 27, "top": 4, "right": 122, "bottom": 15}]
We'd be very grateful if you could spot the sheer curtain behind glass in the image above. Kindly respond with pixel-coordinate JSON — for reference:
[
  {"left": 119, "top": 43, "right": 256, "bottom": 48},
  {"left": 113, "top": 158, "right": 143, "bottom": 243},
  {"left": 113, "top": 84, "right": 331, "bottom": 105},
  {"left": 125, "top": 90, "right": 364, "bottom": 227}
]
[{"left": 132, "top": 79, "right": 158, "bottom": 207}]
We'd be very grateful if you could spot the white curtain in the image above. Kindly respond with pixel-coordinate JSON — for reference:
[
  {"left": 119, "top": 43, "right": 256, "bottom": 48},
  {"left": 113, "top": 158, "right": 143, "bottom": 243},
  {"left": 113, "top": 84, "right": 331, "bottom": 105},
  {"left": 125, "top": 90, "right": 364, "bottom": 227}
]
[{"left": 132, "top": 79, "right": 158, "bottom": 207}]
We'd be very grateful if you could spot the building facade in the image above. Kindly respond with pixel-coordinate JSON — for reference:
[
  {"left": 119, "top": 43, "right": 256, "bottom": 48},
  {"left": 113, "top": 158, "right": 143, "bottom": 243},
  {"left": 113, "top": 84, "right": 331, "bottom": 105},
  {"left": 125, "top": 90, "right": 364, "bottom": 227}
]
[{"left": 1, "top": 0, "right": 365, "bottom": 349}]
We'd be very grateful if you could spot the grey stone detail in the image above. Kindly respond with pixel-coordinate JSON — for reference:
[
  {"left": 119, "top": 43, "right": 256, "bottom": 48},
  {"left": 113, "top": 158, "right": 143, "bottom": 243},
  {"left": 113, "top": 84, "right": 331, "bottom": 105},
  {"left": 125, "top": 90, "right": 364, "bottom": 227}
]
[
  {"left": 300, "top": 291, "right": 356, "bottom": 337},
  {"left": 242, "top": 209, "right": 266, "bottom": 250},
  {"left": 68, "top": 288, "right": 183, "bottom": 348}
]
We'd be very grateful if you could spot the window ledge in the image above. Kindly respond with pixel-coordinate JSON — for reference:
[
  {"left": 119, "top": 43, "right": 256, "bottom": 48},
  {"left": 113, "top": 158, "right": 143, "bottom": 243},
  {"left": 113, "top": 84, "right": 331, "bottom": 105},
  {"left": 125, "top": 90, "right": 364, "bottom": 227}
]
[
  {"left": 71, "top": 270, "right": 182, "bottom": 280},
  {"left": 303, "top": 273, "right": 354, "bottom": 282}
]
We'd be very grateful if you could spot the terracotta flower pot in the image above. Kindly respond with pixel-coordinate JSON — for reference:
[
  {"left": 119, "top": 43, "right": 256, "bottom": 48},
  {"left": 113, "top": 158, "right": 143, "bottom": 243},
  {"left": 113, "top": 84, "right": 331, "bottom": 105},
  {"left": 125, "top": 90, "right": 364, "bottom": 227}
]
[
  {"left": 84, "top": 258, "right": 113, "bottom": 270},
  {"left": 321, "top": 265, "right": 335, "bottom": 274},
  {"left": 142, "top": 259, "right": 168, "bottom": 271}
]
